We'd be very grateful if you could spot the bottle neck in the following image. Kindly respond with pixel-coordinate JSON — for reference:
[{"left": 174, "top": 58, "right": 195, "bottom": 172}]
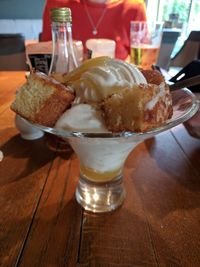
[
  {"left": 52, "top": 21, "right": 72, "bottom": 44},
  {"left": 49, "top": 21, "right": 78, "bottom": 75}
]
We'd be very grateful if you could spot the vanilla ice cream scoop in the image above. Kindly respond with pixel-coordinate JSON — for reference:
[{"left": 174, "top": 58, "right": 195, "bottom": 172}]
[
  {"left": 71, "top": 58, "right": 147, "bottom": 104},
  {"left": 55, "top": 104, "right": 109, "bottom": 133}
]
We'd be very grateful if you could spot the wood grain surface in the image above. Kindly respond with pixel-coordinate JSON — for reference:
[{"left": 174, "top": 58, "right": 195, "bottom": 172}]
[{"left": 0, "top": 72, "right": 200, "bottom": 267}]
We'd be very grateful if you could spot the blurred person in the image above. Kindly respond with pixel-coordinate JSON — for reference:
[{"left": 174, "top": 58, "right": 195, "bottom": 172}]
[{"left": 41, "top": 0, "right": 147, "bottom": 60}]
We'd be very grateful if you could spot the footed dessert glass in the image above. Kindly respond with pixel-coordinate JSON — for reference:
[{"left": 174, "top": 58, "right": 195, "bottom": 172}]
[{"left": 32, "top": 88, "right": 199, "bottom": 213}]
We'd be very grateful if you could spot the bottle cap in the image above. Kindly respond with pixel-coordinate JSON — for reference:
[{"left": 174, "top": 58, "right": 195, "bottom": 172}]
[{"left": 50, "top": 8, "right": 72, "bottom": 23}]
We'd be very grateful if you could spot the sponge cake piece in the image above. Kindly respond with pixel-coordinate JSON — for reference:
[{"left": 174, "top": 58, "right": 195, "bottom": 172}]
[
  {"left": 101, "top": 83, "right": 173, "bottom": 132},
  {"left": 11, "top": 72, "right": 75, "bottom": 127}
]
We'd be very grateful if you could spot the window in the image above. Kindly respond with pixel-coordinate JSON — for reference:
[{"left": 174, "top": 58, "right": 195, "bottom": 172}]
[{"left": 146, "top": 0, "right": 200, "bottom": 55}]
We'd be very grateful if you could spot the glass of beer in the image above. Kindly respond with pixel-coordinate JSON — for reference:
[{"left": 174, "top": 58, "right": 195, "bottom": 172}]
[{"left": 130, "top": 21, "right": 163, "bottom": 69}]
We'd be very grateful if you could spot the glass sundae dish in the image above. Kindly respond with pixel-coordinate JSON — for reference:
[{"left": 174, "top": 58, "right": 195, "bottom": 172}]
[{"left": 11, "top": 57, "right": 199, "bottom": 213}]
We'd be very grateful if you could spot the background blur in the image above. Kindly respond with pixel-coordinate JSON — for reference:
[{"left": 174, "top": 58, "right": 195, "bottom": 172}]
[
  {"left": 0, "top": 0, "right": 199, "bottom": 61},
  {"left": 146, "top": 0, "right": 200, "bottom": 56}
]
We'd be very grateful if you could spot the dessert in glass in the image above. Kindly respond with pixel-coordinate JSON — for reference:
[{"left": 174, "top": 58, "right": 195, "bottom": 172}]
[{"left": 11, "top": 57, "right": 199, "bottom": 213}]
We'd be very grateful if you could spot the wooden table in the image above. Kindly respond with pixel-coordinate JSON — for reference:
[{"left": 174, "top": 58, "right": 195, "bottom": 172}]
[{"left": 0, "top": 72, "right": 200, "bottom": 267}]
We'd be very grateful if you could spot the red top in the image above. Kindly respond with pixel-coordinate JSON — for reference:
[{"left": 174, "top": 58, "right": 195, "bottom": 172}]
[{"left": 41, "top": 0, "right": 147, "bottom": 60}]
